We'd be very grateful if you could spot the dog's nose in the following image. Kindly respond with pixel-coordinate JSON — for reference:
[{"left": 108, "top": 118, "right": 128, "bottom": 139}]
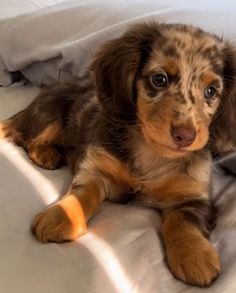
[{"left": 171, "top": 126, "right": 196, "bottom": 148}]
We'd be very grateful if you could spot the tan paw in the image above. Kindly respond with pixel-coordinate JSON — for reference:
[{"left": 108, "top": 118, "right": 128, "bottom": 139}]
[
  {"left": 0, "top": 121, "right": 11, "bottom": 139},
  {"left": 31, "top": 203, "right": 87, "bottom": 243},
  {"left": 166, "top": 235, "right": 220, "bottom": 287},
  {"left": 28, "top": 145, "right": 63, "bottom": 170}
]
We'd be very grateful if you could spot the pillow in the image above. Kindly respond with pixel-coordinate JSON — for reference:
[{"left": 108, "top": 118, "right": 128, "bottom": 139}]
[{"left": 0, "top": 0, "right": 236, "bottom": 86}]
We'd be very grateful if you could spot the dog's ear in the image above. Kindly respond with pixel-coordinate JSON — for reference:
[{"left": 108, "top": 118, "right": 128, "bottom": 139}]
[
  {"left": 210, "top": 43, "right": 236, "bottom": 155},
  {"left": 90, "top": 23, "right": 159, "bottom": 120}
]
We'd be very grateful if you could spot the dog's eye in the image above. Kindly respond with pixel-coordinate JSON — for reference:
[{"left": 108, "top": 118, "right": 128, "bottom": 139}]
[
  {"left": 151, "top": 73, "right": 168, "bottom": 88},
  {"left": 204, "top": 85, "right": 217, "bottom": 100}
]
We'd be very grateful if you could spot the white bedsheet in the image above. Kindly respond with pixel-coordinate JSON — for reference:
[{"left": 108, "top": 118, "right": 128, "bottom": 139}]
[{"left": 0, "top": 0, "right": 67, "bottom": 19}]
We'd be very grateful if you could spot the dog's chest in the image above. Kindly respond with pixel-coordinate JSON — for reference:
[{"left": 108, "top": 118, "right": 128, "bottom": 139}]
[
  {"left": 130, "top": 143, "right": 182, "bottom": 193},
  {"left": 132, "top": 140, "right": 179, "bottom": 176},
  {"left": 124, "top": 144, "right": 211, "bottom": 205}
]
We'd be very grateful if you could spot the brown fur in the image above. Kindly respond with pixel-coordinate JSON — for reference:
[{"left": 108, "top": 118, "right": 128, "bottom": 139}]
[
  {"left": 28, "top": 121, "right": 64, "bottom": 146},
  {"left": 148, "top": 175, "right": 208, "bottom": 203},
  {"left": 28, "top": 144, "right": 63, "bottom": 170},
  {"left": 31, "top": 197, "right": 87, "bottom": 242},
  {"left": 26, "top": 122, "right": 64, "bottom": 169},
  {"left": 70, "top": 180, "right": 103, "bottom": 220},
  {"left": 0, "top": 120, "right": 12, "bottom": 138},
  {"left": 84, "top": 146, "right": 136, "bottom": 187},
  {"left": 0, "top": 120, "right": 23, "bottom": 144},
  {"left": 161, "top": 210, "right": 220, "bottom": 287},
  {"left": 2, "top": 22, "right": 236, "bottom": 287},
  {"left": 200, "top": 72, "right": 222, "bottom": 89}
]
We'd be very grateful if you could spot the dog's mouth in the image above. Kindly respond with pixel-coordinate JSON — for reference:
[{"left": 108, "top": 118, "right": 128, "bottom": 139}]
[
  {"left": 163, "top": 144, "right": 188, "bottom": 153},
  {"left": 158, "top": 142, "right": 189, "bottom": 155}
]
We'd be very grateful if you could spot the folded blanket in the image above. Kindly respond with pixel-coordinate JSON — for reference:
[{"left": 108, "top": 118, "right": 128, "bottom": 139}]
[{"left": 1, "top": 0, "right": 236, "bottom": 86}]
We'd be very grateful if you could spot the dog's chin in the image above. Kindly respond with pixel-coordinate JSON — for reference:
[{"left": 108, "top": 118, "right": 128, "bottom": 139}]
[
  {"left": 153, "top": 138, "right": 209, "bottom": 159},
  {"left": 154, "top": 142, "right": 191, "bottom": 159},
  {"left": 147, "top": 137, "right": 208, "bottom": 159}
]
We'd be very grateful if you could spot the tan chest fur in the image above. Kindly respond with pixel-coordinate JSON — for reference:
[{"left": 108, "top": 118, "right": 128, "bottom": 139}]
[
  {"left": 133, "top": 140, "right": 211, "bottom": 204},
  {"left": 83, "top": 143, "right": 211, "bottom": 206}
]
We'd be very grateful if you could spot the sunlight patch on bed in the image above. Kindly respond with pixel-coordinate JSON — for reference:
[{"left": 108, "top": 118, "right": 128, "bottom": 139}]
[
  {"left": 79, "top": 232, "right": 138, "bottom": 293},
  {"left": 0, "top": 139, "right": 59, "bottom": 204}
]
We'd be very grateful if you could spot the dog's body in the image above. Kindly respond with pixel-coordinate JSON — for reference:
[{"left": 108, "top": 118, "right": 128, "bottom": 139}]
[{"left": 1, "top": 22, "right": 236, "bottom": 287}]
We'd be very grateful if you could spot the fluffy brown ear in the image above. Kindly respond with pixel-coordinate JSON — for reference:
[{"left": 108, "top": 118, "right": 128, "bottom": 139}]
[
  {"left": 90, "top": 23, "right": 160, "bottom": 120},
  {"left": 210, "top": 43, "right": 236, "bottom": 155}
]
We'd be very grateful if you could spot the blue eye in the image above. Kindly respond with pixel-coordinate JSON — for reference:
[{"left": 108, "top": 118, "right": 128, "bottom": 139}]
[
  {"left": 151, "top": 73, "right": 168, "bottom": 88},
  {"left": 204, "top": 85, "right": 217, "bottom": 100}
]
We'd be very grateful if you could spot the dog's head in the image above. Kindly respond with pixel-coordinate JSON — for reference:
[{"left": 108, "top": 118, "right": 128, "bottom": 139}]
[{"left": 91, "top": 22, "right": 236, "bottom": 159}]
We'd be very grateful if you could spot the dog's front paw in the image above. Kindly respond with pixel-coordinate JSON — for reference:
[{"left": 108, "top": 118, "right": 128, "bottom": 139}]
[
  {"left": 31, "top": 202, "right": 87, "bottom": 243},
  {"left": 166, "top": 235, "right": 220, "bottom": 287},
  {"left": 0, "top": 121, "right": 12, "bottom": 139}
]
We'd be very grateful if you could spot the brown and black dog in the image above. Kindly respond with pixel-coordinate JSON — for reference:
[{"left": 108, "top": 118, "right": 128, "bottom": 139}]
[{"left": 1, "top": 22, "right": 236, "bottom": 287}]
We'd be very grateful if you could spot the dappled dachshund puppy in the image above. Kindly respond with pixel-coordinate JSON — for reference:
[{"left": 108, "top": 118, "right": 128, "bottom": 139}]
[{"left": 1, "top": 22, "right": 236, "bottom": 287}]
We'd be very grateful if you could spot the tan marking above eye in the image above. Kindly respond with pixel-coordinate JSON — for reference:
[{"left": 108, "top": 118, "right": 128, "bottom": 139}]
[
  {"left": 200, "top": 71, "right": 222, "bottom": 90},
  {"left": 162, "top": 59, "right": 179, "bottom": 76},
  {"left": 145, "top": 51, "right": 179, "bottom": 78}
]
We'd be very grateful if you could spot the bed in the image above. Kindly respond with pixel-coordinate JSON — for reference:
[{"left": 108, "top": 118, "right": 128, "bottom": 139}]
[{"left": 1, "top": 1, "right": 236, "bottom": 292}]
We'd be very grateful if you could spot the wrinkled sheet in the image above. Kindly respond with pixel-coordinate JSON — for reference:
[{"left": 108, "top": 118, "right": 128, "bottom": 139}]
[
  {"left": 1, "top": 0, "right": 236, "bottom": 86},
  {"left": 0, "top": 0, "right": 67, "bottom": 19}
]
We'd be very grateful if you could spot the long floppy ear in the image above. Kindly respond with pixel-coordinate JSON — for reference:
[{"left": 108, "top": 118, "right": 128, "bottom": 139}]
[
  {"left": 210, "top": 43, "right": 236, "bottom": 155},
  {"left": 90, "top": 23, "right": 160, "bottom": 120}
]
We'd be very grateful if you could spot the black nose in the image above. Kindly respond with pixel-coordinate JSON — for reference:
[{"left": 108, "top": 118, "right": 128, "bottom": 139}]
[{"left": 171, "top": 127, "right": 197, "bottom": 148}]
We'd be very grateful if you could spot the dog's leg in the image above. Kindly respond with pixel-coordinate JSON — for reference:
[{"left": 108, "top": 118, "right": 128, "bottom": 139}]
[
  {"left": 0, "top": 114, "right": 65, "bottom": 170},
  {"left": 31, "top": 176, "right": 104, "bottom": 242},
  {"left": 31, "top": 145, "right": 130, "bottom": 242},
  {"left": 0, "top": 83, "right": 81, "bottom": 169},
  {"left": 28, "top": 144, "right": 64, "bottom": 170},
  {"left": 0, "top": 120, "right": 13, "bottom": 139},
  {"left": 161, "top": 200, "right": 220, "bottom": 287},
  {"left": 26, "top": 121, "right": 65, "bottom": 170}
]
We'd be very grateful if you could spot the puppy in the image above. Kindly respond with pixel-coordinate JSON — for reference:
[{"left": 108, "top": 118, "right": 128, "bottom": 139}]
[{"left": 1, "top": 22, "right": 236, "bottom": 287}]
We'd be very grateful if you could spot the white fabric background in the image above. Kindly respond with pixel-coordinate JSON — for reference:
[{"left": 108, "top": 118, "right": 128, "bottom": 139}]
[
  {"left": 0, "top": 0, "right": 67, "bottom": 19},
  {"left": 1, "top": 0, "right": 236, "bottom": 86}
]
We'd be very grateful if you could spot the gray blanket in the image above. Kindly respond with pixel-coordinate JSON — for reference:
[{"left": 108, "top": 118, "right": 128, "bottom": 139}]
[{"left": 1, "top": 0, "right": 236, "bottom": 86}]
